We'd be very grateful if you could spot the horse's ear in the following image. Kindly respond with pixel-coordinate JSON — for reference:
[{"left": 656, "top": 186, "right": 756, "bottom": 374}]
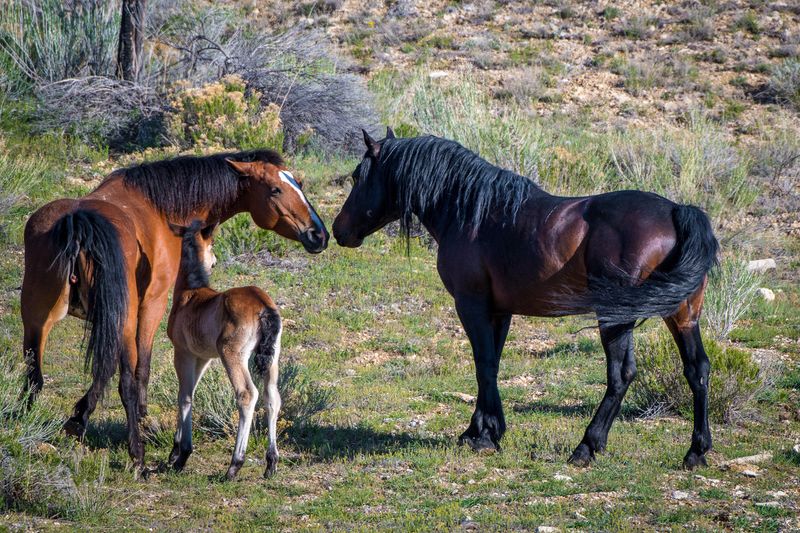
[
  {"left": 386, "top": 126, "right": 396, "bottom": 139},
  {"left": 226, "top": 158, "right": 255, "bottom": 177},
  {"left": 201, "top": 222, "right": 218, "bottom": 240},
  {"left": 167, "top": 221, "right": 186, "bottom": 237},
  {"left": 362, "top": 129, "right": 380, "bottom": 158}
]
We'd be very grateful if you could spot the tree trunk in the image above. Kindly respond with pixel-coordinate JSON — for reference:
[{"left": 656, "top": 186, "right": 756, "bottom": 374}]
[{"left": 116, "top": 0, "right": 146, "bottom": 81}]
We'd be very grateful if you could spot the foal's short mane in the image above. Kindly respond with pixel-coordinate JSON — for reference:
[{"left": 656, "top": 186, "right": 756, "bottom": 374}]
[
  {"left": 378, "top": 136, "right": 539, "bottom": 234},
  {"left": 121, "top": 150, "right": 284, "bottom": 219}
]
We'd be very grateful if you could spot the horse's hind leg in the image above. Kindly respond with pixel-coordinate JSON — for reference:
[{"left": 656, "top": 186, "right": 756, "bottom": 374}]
[
  {"left": 569, "top": 321, "right": 637, "bottom": 467},
  {"left": 263, "top": 329, "right": 282, "bottom": 478},
  {"left": 222, "top": 343, "right": 259, "bottom": 480},
  {"left": 135, "top": 294, "right": 170, "bottom": 419},
  {"left": 664, "top": 288, "right": 712, "bottom": 469}
]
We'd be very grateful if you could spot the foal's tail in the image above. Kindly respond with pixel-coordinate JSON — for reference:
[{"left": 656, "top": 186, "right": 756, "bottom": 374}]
[
  {"left": 253, "top": 307, "right": 282, "bottom": 377},
  {"left": 51, "top": 209, "right": 128, "bottom": 390},
  {"left": 591, "top": 204, "right": 719, "bottom": 326}
]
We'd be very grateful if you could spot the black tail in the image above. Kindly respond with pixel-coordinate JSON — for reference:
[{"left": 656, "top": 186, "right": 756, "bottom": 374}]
[
  {"left": 253, "top": 307, "right": 281, "bottom": 377},
  {"left": 590, "top": 204, "right": 719, "bottom": 325},
  {"left": 51, "top": 210, "right": 128, "bottom": 390}
]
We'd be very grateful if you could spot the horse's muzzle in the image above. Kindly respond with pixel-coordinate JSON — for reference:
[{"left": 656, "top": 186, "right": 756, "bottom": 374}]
[{"left": 299, "top": 226, "right": 328, "bottom": 254}]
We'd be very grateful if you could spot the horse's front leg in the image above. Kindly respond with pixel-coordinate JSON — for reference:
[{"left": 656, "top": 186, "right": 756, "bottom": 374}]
[{"left": 455, "top": 296, "right": 507, "bottom": 452}]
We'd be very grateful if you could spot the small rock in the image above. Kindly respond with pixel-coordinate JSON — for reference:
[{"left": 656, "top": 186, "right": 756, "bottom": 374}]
[
  {"left": 672, "top": 490, "right": 691, "bottom": 500},
  {"left": 746, "top": 259, "right": 776, "bottom": 272},
  {"left": 741, "top": 469, "right": 759, "bottom": 478},
  {"left": 767, "top": 491, "right": 788, "bottom": 499},
  {"left": 461, "top": 519, "right": 479, "bottom": 531},
  {"left": 793, "top": 443, "right": 800, "bottom": 455},
  {"left": 755, "top": 501, "right": 781, "bottom": 508},
  {"left": 757, "top": 288, "right": 775, "bottom": 301},
  {"left": 553, "top": 473, "right": 573, "bottom": 482},
  {"left": 429, "top": 71, "right": 449, "bottom": 79},
  {"left": 720, "top": 452, "right": 772, "bottom": 468},
  {"left": 444, "top": 391, "right": 476, "bottom": 404},
  {"left": 536, "top": 527, "right": 560, "bottom": 533}
]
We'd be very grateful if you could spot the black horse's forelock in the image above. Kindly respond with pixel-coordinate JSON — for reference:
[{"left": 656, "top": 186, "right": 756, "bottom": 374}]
[
  {"left": 121, "top": 150, "right": 284, "bottom": 219},
  {"left": 378, "top": 136, "right": 538, "bottom": 235}
]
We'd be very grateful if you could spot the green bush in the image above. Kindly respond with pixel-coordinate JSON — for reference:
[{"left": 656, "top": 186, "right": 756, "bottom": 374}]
[
  {"left": 0, "top": 149, "right": 50, "bottom": 235},
  {"left": 631, "top": 329, "right": 766, "bottom": 422},
  {"left": 213, "top": 213, "right": 291, "bottom": 262},
  {"left": 166, "top": 75, "right": 284, "bottom": 151}
]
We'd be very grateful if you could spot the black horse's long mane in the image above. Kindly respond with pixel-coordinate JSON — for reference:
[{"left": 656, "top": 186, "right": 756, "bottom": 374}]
[
  {"left": 377, "top": 136, "right": 539, "bottom": 234},
  {"left": 120, "top": 150, "right": 284, "bottom": 218}
]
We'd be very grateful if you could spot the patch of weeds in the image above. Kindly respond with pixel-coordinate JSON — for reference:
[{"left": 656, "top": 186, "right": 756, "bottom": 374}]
[
  {"left": 601, "top": 6, "right": 621, "bottom": 20},
  {"left": 734, "top": 11, "right": 761, "bottom": 35},
  {"left": 616, "top": 15, "right": 657, "bottom": 40},
  {"left": 769, "top": 58, "right": 800, "bottom": 109},
  {"left": 704, "top": 256, "right": 763, "bottom": 341},
  {"left": 700, "top": 48, "right": 727, "bottom": 64}
]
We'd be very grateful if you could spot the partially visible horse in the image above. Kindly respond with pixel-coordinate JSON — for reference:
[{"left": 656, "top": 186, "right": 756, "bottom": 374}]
[
  {"left": 167, "top": 219, "right": 282, "bottom": 480},
  {"left": 22, "top": 151, "right": 327, "bottom": 475},
  {"left": 333, "top": 130, "right": 718, "bottom": 469}
]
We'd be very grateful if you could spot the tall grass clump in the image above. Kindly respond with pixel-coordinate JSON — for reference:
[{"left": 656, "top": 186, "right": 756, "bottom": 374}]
[
  {"left": 703, "top": 256, "right": 763, "bottom": 340},
  {"left": 371, "top": 70, "right": 545, "bottom": 180},
  {"left": 152, "top": 357, "right": 332, "bottom": 438},
  {"left": 0, "top": 148, "right": 54, "bottom": 238},
  {"left": 0, "top": 0, "right": 120, "bottom": 94},
  {"left": 0, "top": 352, "right": 106, "bottom": 519},
  {"left": 631, "top": 329, "right": 769, "bottom": 422},
  {"left": 608, "top": 113, "right": 755, "bottom": 213}
]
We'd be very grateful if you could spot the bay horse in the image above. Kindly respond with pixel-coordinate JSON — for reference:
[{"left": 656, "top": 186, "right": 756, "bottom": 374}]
[
  {"left": 167, "top": 220, "right": 282, "bottom": 480},
  {"left": 333, "top": 130, "right": 719, "bottom": 469},
  {"left": 22, "top": 150, "right": 327, "bottom": 475}
]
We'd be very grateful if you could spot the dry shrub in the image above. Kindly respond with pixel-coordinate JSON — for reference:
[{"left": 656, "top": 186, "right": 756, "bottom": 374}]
[
  {"left": 769, "top": 58, "right": 800, "bottom": 109},
  {"left": 703, "top": 256, "right": 763, "bottom": 341}
]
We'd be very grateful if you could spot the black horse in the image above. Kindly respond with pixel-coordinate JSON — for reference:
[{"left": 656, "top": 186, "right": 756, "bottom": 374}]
[{"left": 333, "top": 130, "right": 718, "bottom": 469}]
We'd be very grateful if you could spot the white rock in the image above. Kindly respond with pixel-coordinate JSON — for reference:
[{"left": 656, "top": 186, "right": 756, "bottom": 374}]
[
  {"left": 767, "top": 491, "right": 788, "bottom": 499},
  {"left": 747, "top": 259, "right": 776, "bottom": 272},
  {"left": 793, "top": 443, "right": 800, "bottom": 454},
  {"left": 757, "top": 288, "right": 775, "bottom": 301},
  {"left": 553, "top": 473, "right": 573, "bottom": 482},
  {"left": 429, "top": 71, "right": 449, "bottom": 79},
  {"left": 741, "top": 469, "right": 759, "bottom": 478},
  {"left": 536, "top": 527, "right": 560, "bottom": 533},
  {"left": 755, "top": 501, "right": 781, "bottom": 508},
  {"left": 721, "top": 452, "right": 773, "bottom": 467},
  {"left": 672, "top": 490, "right": 691, "bottom": 500}
]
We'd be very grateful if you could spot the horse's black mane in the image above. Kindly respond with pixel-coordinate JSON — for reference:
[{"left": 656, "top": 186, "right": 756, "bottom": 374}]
[
  {"left": 377, "top": 136, "right": 539, "bottom": 234},
  {"left": 179, "top": 221, "right": 210, "bottom": 290},
  {"left": 121, "top": 150, "right": 284, "bottom": 219}
]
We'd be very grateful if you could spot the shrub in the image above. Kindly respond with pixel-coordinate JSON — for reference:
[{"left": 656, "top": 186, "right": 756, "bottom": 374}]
[
  {"left": 769, "top": 58, "right": 800, "bottom": 110},
  {"left": 631, "top": 329, "right": 768, "bottom": 422},
  {"left": 151, "top": 357, "right": 332, "bottom": 438},
  {"left": 0, "top": 149, "right": 50, "bottom": 233},
  {"left": 703, "top": 256, "right": 763, "bottom": 341},
  {"left": 213, "top": 213, "right": 290, "bottom": 262},
  {"left": 165, "top": 75, "right": 284, "bottom": 151}
]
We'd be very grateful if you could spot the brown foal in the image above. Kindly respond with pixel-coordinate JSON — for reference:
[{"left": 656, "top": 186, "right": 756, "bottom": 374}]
[{"left": 168, "top": 220, "right": 283, "bottom": 480}]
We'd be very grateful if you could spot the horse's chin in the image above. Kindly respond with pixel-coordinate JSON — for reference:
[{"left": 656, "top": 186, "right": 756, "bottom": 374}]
[{"left": 335, "top": 236, "right": 363, "bottom": 248}]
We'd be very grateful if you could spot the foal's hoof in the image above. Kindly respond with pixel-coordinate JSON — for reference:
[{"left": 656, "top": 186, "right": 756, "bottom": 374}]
[
  {"left": 567, "top": 443, "right": 595, "bottom": 467},
  {"left": 226, "top": 460, "right": 244, "bottom": 481},
  {"left": 682, "top": 451, "right": 708, "bottom": 470},
  {"left": 264, "top": 450, "right": 279, "bottom": 478},
  {"left": 63, "top": 418, "right": 86, "bottom": 439},
  {"left": 458, "top": 433, "right": 500, "bottom": 454}
]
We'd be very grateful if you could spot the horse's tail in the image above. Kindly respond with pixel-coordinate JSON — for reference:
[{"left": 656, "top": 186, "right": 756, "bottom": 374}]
[
  {"left": 253, "top": 307, "right": 282, "bottom": 377},
  {"left": 51, "top": 209, "right": 128, "bottom": 390},
  {"left": 590, "top": 204, "right": 719, "bottom": 325}
]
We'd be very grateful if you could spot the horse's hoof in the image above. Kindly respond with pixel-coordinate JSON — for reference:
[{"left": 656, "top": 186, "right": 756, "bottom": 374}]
[
  {"left": 567, "top": 443, "right": 594, "bottom": 467},
  {"left": 265, "top": 449, "right": 278, "bottom": 478},
  {"left": 63, "top": 418, "right": 85, "bottom": 439},
  {"left": 682, "top": 451, "right": 708, "bottom": 470},
  {"left": 459, "top": 433, "right": 500, "bottom": 454}
]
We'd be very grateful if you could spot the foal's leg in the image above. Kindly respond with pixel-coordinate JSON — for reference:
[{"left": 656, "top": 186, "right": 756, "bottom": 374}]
[
  {"left": 569, "top": 321, "right": 636, "bottom": 467},
  {"left": 222, "top": 345, "right": 259, "bottom": 480},
  {"left": 263, "top": 329, "right": 282, "bottom": 478},
  {"left": 169, "top": 352, "right": 211, "bottom": 471},
  {"left": 456, "top": 296, "right": 505, "bottom": 452}
]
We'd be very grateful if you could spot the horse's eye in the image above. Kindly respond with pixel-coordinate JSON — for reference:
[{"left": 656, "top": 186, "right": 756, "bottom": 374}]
[{"left": 271, "top": 187, "right": 282, "bottom": 196}]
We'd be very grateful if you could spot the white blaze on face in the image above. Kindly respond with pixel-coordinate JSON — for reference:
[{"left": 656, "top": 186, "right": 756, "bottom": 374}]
[{"left": 278, "top": 170, "right": 309, "bottom": 207}]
